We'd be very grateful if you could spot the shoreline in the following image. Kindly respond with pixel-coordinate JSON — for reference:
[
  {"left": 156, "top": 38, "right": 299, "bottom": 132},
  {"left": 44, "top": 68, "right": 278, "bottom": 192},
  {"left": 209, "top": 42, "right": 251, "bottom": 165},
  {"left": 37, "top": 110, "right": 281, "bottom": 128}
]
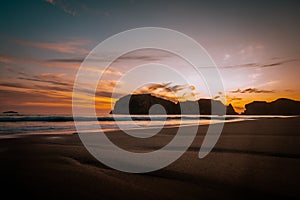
[{"left": 0, "top": 115, "right": 298, "bottom": 139}]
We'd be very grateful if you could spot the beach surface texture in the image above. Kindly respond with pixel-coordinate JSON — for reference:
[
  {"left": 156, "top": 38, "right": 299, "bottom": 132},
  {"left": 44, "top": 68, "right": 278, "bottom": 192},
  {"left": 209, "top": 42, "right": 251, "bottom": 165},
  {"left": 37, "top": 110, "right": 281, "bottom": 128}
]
[{"left": 1, "top": 117, "right": 299, "bottom": 199}]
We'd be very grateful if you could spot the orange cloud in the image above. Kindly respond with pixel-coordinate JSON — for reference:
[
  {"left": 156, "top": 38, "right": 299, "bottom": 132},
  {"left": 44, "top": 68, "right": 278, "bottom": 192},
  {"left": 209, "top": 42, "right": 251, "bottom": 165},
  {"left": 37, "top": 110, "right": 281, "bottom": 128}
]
[
  {"left": 134, "top": 83, "right": 199, "bottom": 103},
  {"left": 17, "top": 39, "right": 90, "bottom": 54},
  {"left": 23, "top": 102, "right": 72, "bottom": 107},
  {"left": 1, "top": 55, "right": 126, "bottom": 77},
  {"left": 0, "top": 56, "right": 17, "bottom": 64},
  {"left": 35, "top": 73, "right": 65, "bottom": 79},
  {"left": 0, "top": 55, "right": 80, "bottom": 70}
]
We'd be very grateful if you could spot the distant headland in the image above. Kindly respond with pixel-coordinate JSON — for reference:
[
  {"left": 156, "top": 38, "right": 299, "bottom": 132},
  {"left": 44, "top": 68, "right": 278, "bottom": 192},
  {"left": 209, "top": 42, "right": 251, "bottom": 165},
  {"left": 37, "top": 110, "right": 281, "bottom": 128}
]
[
  {"left": 110, "top": 94, "right": 300, "bottom": 115},
  {"left": 2, "top": 111, "right": 19, "bottom": 114},
  {"left": 242, "top": 98, "right": 300, "bottom": 115}
]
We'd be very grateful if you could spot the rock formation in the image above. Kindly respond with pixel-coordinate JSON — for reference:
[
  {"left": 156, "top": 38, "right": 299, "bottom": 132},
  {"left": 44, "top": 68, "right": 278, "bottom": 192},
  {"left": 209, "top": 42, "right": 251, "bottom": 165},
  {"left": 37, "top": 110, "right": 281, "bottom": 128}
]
[
  {"left": 243, "top": 98, "right": 300, "bottom": 115},
  {"left": 110, "top": 94, "right": 238, "bottom": 115}
]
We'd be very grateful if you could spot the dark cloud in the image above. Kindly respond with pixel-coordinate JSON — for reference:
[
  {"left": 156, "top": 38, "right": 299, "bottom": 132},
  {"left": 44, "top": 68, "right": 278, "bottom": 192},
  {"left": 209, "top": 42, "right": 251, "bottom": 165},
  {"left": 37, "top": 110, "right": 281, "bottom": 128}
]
[
  {"left": 284, "top": 89, "right": 295, "bottom": 92},
  {"left": 1, "top": 71, "right": 74, "bottom": 94},
  {"left": 0, "top": 80, "right": 72, "bottom": 93},
  {"left": 47, "top": 58, "right": 84, "bottom": 63},
  {"left": 226, "top": 96, "right": 242, "bottom": 101},
  {"left": 13, "top": 72, "right": 121, "bottom": 99},
  {"left": 75, "top": 87, "right": 120, "bottom": 98},
  {"left": 139, "top": 83, "right": 189, "bottom": 94},
  {"left": 223, "top": 58, "right": 299, "bottom": 69},
  {"left": 222, "top": 63, "right": 258, "bottom": 69},
  {"left": 46, "top": 56, "right": 108, "bottom": 63},
  {"left": 118, "top": 55, "right": 166, "bottom": 62},
  {"left": 96, "top": 91, "right": 123, "bottom": 98},
  {"left": 231, "top": 88, "right": 274, "bottom": 94},
  {"left": 0, "top": 89, "right": 46, "bottom": 102},
  {"left": 30, "top": 56, "right": 300, "bottom": 69},
  {"left": 230, "top": 97, "right": 242, "bottom": 101},
  {"left": 260, "top": 59, "right": 300, "bottom": 68},
  {"left": 0, "top": 82, "right": 29, "bottom": 89},
  {"left": 33, "top": 84, "right": 72, "bottom": 92},
  {"left": 0, "top": 89, "right": 70, "bottom": 104},
  {"left": 18, "top": 77, "right": 70, "bottom": 86},
  {"left": 13, "top": 73, "right": 74, "bottom": 94},
  {"left": 45, "top": 53, "right": 169, "bottom": 64}
]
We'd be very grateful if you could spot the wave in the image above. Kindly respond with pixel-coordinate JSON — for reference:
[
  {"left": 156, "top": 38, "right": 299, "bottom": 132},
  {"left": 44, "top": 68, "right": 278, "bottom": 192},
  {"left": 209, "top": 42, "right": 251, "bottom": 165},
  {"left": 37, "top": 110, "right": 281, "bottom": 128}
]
[
  {"left": 0, "top": 115, "right": 240, "bottom": 122},
  {"left": 0, "top": 125, "right": 72, "bottom": 133}
]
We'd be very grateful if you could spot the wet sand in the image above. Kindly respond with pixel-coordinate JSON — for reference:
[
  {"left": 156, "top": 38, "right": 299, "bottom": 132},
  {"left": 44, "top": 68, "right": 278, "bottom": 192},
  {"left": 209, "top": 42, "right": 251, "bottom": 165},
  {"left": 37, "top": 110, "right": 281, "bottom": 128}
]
[{"left": 0, "top": 117, "right": 300, "bottom": 199}]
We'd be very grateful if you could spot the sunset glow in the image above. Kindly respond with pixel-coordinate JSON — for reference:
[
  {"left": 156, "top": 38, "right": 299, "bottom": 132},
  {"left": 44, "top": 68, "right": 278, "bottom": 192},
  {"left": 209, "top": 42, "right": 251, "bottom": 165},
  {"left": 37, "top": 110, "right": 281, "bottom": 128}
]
[{"left": 0, "top": 1, "right": 299, "bottom": 114}]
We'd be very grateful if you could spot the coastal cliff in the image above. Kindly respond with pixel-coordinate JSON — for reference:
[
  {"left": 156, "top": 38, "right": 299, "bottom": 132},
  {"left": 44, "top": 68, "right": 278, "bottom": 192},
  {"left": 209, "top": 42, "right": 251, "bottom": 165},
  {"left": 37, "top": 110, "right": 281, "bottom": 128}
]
[
  {"left": 243, "top": 98, "right": 300, "bottom": 115},
  {"left": 110, "top": 94, "right": 238, "bottom": 115},
  {"left": 111, "top": 95, "right": 300, "bottom": 115}
]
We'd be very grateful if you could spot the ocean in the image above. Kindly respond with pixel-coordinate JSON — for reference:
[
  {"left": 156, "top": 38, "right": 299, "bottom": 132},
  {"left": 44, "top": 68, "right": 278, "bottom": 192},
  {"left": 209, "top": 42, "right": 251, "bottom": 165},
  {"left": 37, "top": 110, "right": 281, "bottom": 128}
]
[{"left": 0, "top": 114, "right": 292, "bottom": 137}]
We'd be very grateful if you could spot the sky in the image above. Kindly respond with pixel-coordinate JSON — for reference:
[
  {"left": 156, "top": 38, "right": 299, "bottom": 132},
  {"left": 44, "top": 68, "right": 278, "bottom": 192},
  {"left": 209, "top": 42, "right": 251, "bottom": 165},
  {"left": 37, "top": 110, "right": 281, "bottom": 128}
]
[{"left": 0, "top": 0, "right": 299, "bottom": 114}]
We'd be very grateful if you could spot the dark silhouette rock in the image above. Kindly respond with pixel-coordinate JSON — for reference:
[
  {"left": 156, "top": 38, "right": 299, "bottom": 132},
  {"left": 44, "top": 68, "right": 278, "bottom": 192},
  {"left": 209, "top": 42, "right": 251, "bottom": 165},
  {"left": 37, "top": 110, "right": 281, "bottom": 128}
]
[
  {"left": 198, "top": 99, "right": 227, "bottom": 115},
  {"left": 243, "top": 98, "right": 300, "bottom": 115},
  {"left": 226, "top": 104, "right": 237, "bottom": 115},
  {"left": 179, "top": 101, "right": 200, "bottom": 114},
  {"left": 110, "top": 94, "right": 238, "bottom": 115},
  {"left": 111, "top": 94, "right": 179, "bottom": 115},
  {"left": 110, "top": 95, "right": 300, "bottom": 115}
]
